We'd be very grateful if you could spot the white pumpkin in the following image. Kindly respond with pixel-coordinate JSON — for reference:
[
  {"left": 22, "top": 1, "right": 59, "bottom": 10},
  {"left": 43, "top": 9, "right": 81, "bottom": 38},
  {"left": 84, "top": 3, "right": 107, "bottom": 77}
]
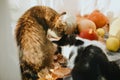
[{"left": 109, "top": 17, "right": 120, "bottom": 40}]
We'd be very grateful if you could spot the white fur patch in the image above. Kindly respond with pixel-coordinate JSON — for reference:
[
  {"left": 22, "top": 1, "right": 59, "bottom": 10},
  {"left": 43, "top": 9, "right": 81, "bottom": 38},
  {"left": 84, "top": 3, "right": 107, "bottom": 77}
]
[
  {"left": 61, "top": 45, "right": 75, "bottom": 59},
  {"left": 61, "top": 44, "right": 82, "bottom": 69},
  {"left": 67, "top": 46, "right": 81, "bottom": 69}
]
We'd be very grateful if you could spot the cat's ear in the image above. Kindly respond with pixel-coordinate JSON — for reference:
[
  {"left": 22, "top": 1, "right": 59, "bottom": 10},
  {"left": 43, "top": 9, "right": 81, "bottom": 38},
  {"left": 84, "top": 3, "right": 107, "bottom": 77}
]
[
  {"left": 60, "top": 12, "right": 66, "bottom": 16},
  {"left": 58, "top": 12, "right": 66, "bottom": 20},
  {"left": 55, "top": 12, "right": 66, "bottom": 24}
]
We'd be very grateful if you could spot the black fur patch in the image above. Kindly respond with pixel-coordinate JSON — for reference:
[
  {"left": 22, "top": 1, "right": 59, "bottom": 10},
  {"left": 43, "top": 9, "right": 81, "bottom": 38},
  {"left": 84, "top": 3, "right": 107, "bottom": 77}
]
[
  {"left": 52, "top": 34, "right": 84, "bottom": 46},
  {"left": 72, "top": 45, "right": 120, "bottom": 80},
  {"left": 55, "top": 46, "right": 62, "bottom": 54},
  {"left": 52, "top": 34, "right": 69, "bottom": 46},
  {"left": 74, "top": 47, "right": 84, "bottom": 64},
  {"left": 74, "top": 40, "right": 84, "bottom": 46},
  {"left": 69, "top": 51, "right": 74, "bottom": 60},
  {"left": 71, "top": 45, "right": 104, "bottom": 80}
]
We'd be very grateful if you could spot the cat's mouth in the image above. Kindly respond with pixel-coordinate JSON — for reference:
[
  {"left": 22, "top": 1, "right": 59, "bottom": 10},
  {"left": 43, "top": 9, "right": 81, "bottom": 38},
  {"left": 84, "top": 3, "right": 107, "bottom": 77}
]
[
  {"left": 47, "top": 29, "right": 61, "bottom": 41},
  {"left": 60, "top": 30, "right": 66, "bottom": 36}
]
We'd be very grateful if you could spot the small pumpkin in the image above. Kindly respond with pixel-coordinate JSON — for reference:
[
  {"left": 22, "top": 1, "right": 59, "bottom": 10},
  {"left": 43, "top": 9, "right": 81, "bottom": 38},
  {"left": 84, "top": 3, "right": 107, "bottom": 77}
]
[
  {"left": 77, "top": 17, "right": 96, "bottom": 33},
  {"left": 87, "top": 10, "right": 108, "bottom": 28},
  {"left": 79, "top": 29, "right": 98, "bottom": 40}
]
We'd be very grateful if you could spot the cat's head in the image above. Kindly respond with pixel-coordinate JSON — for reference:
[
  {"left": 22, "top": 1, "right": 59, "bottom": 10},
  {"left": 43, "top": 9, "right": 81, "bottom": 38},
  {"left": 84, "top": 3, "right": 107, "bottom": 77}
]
[{"left": 53, "top": 12, "right": 77, "bottom": 37}]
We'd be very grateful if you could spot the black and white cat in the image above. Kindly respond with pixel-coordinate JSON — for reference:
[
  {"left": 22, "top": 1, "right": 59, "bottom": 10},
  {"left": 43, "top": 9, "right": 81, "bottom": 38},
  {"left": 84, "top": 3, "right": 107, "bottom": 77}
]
[{"left": 53, "top": 34, "right": 120, "bottom": 80}]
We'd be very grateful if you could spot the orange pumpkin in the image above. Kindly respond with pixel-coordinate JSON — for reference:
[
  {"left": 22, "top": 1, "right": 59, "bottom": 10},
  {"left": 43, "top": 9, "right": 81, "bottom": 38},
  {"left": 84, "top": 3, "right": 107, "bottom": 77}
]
[
  {"left": 87, "top": 10, "right": 108, "bottom": 28},
  {"left": 79, "top": 29, "right": 98, "bottom": 40}
]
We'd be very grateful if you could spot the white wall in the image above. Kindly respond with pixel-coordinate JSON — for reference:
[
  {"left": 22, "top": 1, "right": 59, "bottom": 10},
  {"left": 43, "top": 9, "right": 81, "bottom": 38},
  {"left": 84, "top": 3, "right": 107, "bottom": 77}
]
[
  {"left": 9, "top": 0, "right": 120, "bottom": 30},
  {"left": 0, "top": 0, "right": 21, "bottom": 80}
]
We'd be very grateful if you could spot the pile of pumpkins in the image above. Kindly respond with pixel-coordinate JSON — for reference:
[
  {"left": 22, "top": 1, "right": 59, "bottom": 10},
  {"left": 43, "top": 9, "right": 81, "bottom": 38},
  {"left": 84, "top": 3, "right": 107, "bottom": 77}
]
[{"left": 76, "top": 10, "right": 120, "bottom": 52}]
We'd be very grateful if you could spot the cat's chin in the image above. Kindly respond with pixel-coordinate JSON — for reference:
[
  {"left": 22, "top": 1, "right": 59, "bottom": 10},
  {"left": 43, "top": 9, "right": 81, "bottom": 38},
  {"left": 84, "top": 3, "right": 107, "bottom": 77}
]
[
  {"left": 47, "top": 29, "right": 61, "bottom": 40},
  {"left": 49, "top": 37, "right": 61, "bottom": 41}
]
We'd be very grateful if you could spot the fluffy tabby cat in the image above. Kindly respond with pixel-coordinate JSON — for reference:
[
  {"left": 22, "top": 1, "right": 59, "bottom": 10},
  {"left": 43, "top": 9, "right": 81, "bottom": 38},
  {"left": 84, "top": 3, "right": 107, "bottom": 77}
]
[{"left": 14, "top": 5, "right": 75, "bottom": 80}]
